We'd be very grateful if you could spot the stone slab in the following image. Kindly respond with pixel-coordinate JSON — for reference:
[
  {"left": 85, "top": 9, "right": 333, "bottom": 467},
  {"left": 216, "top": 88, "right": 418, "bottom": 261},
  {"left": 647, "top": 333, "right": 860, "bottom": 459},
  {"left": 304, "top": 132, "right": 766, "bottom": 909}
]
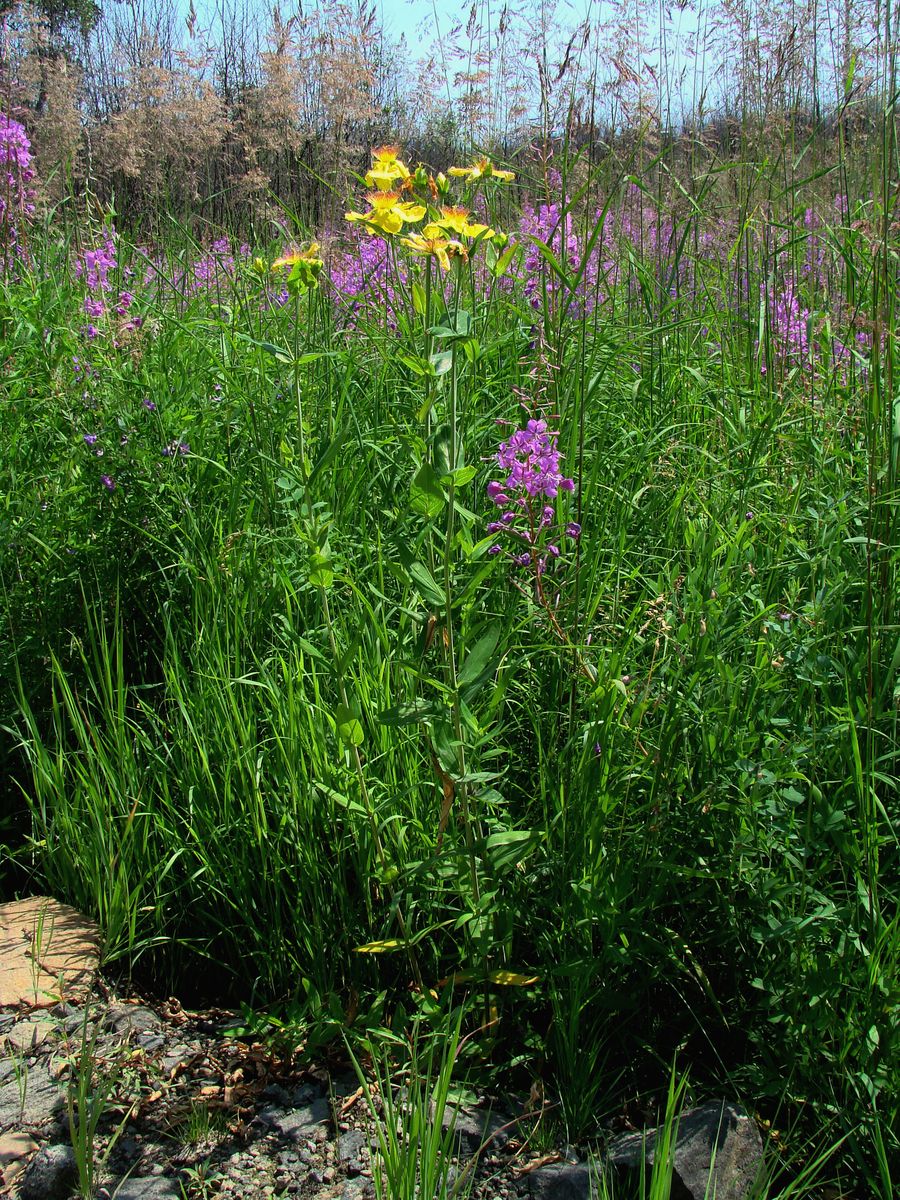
[{"left": 0, "top": 898, "right": 100, "bottom": 1008}]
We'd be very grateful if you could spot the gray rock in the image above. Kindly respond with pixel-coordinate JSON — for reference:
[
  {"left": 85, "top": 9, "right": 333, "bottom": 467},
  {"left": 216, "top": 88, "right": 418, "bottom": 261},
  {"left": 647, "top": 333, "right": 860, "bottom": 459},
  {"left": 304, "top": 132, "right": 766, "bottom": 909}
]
[
  {"left": 527, "top": 1162, "right": 596, "bottom": 1200},
  {"left": 442, "top": 1106, "right": 512, "bottom": 1157},
  {"left": 110, "top": 1177, "right": 181, "bottom": 1199},
  {"left": 135, "top": 1034, "right": 166, "bottom": 1053},
  {"left": 0, "top": 1060, "right": 64, "bottom": 1129},
  {"left": 104, "top": 1006, "right": 162, "bottom": 1039},
  {"left": 607, "top": 1101, "right": 764, "bottom": 1200},
  {"left": 257, "top": 1098, "right": 330, "bottom": 1141},
  {"left": 337, "top": 1130, "right": 366, "bottom": 1162},
  {"left": 2, "top": 1015, "right": 59, "bottom": 1052},
  {"left": 18, "top": 1143, "right": 77, "bottom": 1200},
  {"left": 160, "top": 1044, "right": 195, "bottom": 1075}
]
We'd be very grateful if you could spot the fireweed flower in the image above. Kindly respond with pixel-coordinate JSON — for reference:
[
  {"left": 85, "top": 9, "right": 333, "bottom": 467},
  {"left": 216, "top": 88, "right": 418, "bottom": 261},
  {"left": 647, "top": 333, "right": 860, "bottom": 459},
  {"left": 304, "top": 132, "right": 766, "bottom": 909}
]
[
  {"left": 485, "top": 416, "right": 576, "bottom": 577},
  {"left": 346, "top": 191, "right": 426, "bottom": 237},
  {"left": 449, "top": 156, "right": 515, "bottom": 183}
]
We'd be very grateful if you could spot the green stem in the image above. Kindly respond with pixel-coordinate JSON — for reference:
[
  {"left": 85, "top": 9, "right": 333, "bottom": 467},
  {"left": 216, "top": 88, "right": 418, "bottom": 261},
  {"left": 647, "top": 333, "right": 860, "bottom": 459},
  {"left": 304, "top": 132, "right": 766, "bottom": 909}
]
[
  {"left": 319, "top": 585, "right": 422, "bottom": 988},
  {"left": 293, "top": 290, "right": 305, "bottom": 472},
  {"left": 443, "top": 343, "right": 480, "bottom": 912}
]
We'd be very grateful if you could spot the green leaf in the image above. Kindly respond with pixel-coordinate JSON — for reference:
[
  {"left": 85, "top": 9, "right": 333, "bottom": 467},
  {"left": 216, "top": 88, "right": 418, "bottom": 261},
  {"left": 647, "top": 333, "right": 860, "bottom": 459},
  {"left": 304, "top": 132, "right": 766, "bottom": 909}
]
[
  {"left": 408, "top": 561, "right": 445, "bottom": 608},
  {"left": 335, "top": 703, "right": 364, "bottom": 747},
  {"left": 412, "top": 281, "right": 427, "bottom": 315},
  {"left": 398, "top": 353, "right": 431, "bottom": 377},
  {"left": 256, "top": 340, "right": 293, "bottom": 364},
  {"left": 458, "top": 623, "right": 501, "bottom": 688},
  {"left": 428, "top": 310, "right": 471, "bottom": 341},
  {"left": 309, "top": 429, "right": 350, "bottom": 486},
  {"left": 429, "top": 350, "right": 453, "bottom": 376},
  {"left": 445, "top": 465, "right": 477, "bottom": 488},
  {"left": 432, "top": 424, "right": 464, "bottom": 477},
  {"left": 409, "top": 462, "right": 445, "bottom": 520},
  {"left": 492, "top": 242, "right": 519, "bottom": 278},
  {"left": 309, "top": 551, "right": 333, "bottom": 588},
  {"left": 378, "top": 700, "right": 434, "bottom": 727}
]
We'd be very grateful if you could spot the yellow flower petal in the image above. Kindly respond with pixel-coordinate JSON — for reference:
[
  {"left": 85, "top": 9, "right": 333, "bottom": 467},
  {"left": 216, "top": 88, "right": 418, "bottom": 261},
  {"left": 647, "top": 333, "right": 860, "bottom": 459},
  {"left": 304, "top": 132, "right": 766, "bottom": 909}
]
[
  {"left": 373, "top": 210, "right": 403, "bottom": 235},
  {"left": 365, "top": 167, "right": 400, "bottom": 191},
  {"left": 395, "top": 202, "right": 426, "bottom": 222},
  {"left": 368, "top": 190, "right": 401, "bottom": 211}
]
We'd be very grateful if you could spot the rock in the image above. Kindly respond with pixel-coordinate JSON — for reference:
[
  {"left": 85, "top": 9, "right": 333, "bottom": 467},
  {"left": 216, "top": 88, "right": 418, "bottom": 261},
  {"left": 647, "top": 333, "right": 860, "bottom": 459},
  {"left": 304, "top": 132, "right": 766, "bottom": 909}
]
[
  {"left": 0, "top": 1130, "right": 38, "bottom": 1191},
  {"left": 443, "top": 1106, "right": 512, "bottom": 1157},
  {"left": 110, "top": 1177, "right": 182, "bottom": 1199},
  {"left": 18, "top": 1143, "right": 77, "bottom": 1200},
  {"left": 1, "top": 1015, "right": 59, "bottom": 1053},
  {"left": 0, "top": 897, "right": 100, "bottom": 1007},
  {"left": 135, "top": 1033, "right": 166, "bottom": 1053},
  {"left": 337, "top": 1130, "right": 366, "bottom": 1162},
  {"left": 104, "top": 1005, "right": 163, "bottom": 1039},
  {"left": 607, "top": 1101, "right": 764, "bottom": 1200},
  {"left": 0, "top": 1059, "right": 64, "bottom": 1129},
  {"left": 527, "top": 1162, "right": 596, "bottom": 1200},
  {"left": 257, "top": 1098, "right": 330, "bottom": 1141}
]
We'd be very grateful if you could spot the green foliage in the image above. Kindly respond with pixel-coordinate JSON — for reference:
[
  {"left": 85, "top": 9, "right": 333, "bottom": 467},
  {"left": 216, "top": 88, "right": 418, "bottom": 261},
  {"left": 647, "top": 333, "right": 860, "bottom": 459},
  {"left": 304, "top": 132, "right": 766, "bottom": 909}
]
[{"left": 0, "top": 150, "right": 897, "bottom": 1197}]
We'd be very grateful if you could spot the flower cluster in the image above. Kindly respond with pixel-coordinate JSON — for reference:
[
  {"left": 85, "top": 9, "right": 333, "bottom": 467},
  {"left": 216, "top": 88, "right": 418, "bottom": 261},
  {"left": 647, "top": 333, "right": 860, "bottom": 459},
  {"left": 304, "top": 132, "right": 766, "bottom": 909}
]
[
  {"left": 272, "top": 242, "right": 324, "bottom": 296},
  {"left": 765, "top": 276, "right": 811, "bottom": 371},
  {"left": 74, "top": 227, "right": 140, "bottom": 337},
  {"left": 485, "top": 417, "right": 578, "bottom": 576},
  {"left": 339, "top": 145, "right": 512, "bottom": 277},
  {"left": 327, "top": 233, "right": 409, "bottom": 329},
  {"left": 0, "top": 113, "right": 36, "bottom": 263}
]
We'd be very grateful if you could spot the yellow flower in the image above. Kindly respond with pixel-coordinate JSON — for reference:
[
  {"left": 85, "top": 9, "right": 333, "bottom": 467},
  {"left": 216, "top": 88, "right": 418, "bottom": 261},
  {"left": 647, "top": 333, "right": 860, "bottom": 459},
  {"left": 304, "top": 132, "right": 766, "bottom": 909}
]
[
  {"left": 448, "top": 156, "right": 515, "bottom": 183},
  {"left": 365, "top": 145, "right": 411, "bottom": 191},
  {"left": 426, "top": 206, "right": 494, "bottom": 241},
  {"left": 272, "top": 242, "right": 322, "bottom": 270},
  {"left": 400, "top": 232, "right": 467, "bottom": 272},
  {"left": 346, "top": 191, "right": 425, "bottom": 236},
  {"left": 271, "top": 242, "right": 324, "bottom": 291}
]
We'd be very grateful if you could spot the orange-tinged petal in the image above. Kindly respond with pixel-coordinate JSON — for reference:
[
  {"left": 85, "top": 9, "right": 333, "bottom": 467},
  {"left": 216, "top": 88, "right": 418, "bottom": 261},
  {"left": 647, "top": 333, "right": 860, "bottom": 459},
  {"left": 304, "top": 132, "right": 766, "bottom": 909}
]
[
  {"left": 368, "top": 190, "right": 401, "bottom": 211},
  {"left": 436, "top": 206, "right": 471, "bottom": 235}
]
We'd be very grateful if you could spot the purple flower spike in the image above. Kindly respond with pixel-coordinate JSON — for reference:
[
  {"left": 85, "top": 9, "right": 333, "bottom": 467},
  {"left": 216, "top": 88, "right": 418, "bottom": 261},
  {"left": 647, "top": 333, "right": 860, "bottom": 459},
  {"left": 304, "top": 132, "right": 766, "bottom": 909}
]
[
  {"left": 100, "top": 474, "right": 115, "bottom": 490},
  {"left": 488, "top": 544, "right": 502, "bottom": 556},
  {"left": 83, "top": 433, "right": 98, "bottom": 446},
  {"left": 565, "top": 522, "right": 581, "bottom": 540}
]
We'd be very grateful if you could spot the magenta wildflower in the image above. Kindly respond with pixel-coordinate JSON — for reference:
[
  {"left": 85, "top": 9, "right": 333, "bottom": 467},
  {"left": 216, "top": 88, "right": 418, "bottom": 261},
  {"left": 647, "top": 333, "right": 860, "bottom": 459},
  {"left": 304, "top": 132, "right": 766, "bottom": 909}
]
[
  {"left": 485, "top": 411, "right": 579, "bottom": 577},
  {"left": 492, "top": 418, "right": 574, "bottom": 500}
]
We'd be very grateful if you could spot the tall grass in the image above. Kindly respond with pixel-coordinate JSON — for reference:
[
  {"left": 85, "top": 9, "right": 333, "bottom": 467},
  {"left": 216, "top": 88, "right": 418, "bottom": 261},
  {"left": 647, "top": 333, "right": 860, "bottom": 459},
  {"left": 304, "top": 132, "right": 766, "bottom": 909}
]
[{"left": 0, "top": 95, "right": 897, "bottom": 1195}]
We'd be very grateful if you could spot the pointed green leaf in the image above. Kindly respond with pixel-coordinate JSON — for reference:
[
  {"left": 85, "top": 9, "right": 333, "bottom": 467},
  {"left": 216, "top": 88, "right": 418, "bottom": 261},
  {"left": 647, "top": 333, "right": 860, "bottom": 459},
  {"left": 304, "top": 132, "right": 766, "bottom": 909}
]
[
  {"left": 458, "top": 622, "right": 502, "bottom": 688},
  {"left": 409, "top": 462, "right": 446, "bottom": 520},
  {"left": 335, "top": 703, "right": 364, "bottom": 747}
]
